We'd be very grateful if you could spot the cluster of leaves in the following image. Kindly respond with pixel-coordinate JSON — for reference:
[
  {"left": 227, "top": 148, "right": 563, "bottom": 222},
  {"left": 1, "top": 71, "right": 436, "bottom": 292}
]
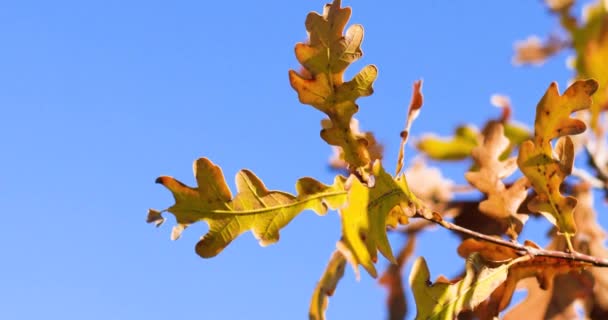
[{"left": 148, "top": 0, "right": 608, "bottom": 319}]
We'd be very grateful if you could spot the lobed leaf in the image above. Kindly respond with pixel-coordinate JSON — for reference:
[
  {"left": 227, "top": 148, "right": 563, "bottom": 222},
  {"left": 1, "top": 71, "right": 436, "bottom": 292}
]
[
  {"left": 149, "top": 157, "right": 347, "bottom": 258},
  {"left": 409, "top": 253, "right": 511, "bottom": 319},
  {"left": 518, "top": 80, "right": 597, "bottom": 243},
  {"left": 289, "top": 0, "right": 378, "bottom": 168},
  {"left": 458, "top": 237, "right": 592, "bottom": 316},
  {"left": 465, "top": 122, "right": 529, "bottom": 239},
  {"left": 338, "top": 161, "right": 421, "bottom": 278}
]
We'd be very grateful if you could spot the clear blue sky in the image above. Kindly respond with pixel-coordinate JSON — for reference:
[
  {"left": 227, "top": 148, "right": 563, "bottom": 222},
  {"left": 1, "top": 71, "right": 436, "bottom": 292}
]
[{"left": 0, "top": 1, "right": 592, "bottom": 319}]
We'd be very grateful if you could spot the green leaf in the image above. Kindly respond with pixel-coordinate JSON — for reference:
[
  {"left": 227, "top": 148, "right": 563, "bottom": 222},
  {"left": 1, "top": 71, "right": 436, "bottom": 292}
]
[
  {"left": 409, "top": 254, "right": 511, "bottom": 319},
  {"left": 416, "top": 125, "right": 479, "bottom": 160},
  {"left": 149, "top": 157, "right": 347, "bottom": 258}
]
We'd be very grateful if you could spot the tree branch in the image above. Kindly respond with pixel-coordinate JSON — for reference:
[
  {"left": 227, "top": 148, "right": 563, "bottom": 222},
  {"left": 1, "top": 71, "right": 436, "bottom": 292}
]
[{"left": 414, "top": 212, "right": 608, "bottom": 268}]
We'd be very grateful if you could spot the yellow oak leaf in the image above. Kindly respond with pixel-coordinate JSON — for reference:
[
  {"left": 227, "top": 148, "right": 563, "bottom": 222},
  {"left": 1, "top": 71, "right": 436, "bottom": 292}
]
[
  {"left": 338, "top": 161, "right": 421, "bottom": 277},
  {"left": 148, "top": 158, "right": 347, "bottom": 258},
  {"left": 409, "top": 253, "right": 512, "bottom": 320},
  {"left": 531, "top": 80, "right": 598, "bottom": 149},
  {"left": 518, "top": 80, "right": 598, "bottom": 245},
  {"left": 289, "top": 0, "right": 377, "bottom": 168},
  {"left": 465, "top": 123, "right": 529, "bottom": 239},
  {"left": 309, "top": 250, "right": 347, "bottom": 320}
]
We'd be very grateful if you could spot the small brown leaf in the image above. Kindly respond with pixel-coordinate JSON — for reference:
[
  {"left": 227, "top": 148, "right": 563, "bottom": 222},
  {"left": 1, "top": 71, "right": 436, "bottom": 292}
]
[
  {"left": 379, "top": 236, "right": 416, "bottom": 320},
  {"left": 465, "top": 122, "right": 529, "bottom": 239}
]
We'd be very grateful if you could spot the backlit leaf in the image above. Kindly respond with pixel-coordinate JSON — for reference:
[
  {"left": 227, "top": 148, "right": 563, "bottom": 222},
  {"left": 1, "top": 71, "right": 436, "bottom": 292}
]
[
  {"left": 338, "top": 161, "right": 421, "bottom": 277},
  {"left": 290, "top": 0, "right": 378, "bottom": 168},
  {"left": 309, "top": 250, "right": 347, "bottom": 320},
  {"left": 409, "top": 253, "right": 512, "bottom": 319},
  {"left": 149, "top": 157, "right": 347, "bottom": 258},
  {"left": 517, "top": 80, "right": 598, "bottom": 243}
]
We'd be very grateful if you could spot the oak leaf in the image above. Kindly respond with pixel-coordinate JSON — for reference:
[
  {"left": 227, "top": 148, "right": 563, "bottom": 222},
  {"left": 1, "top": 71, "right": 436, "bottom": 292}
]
[
  {"left": 409, "top": 253, "right": 512, "bottom": 319},
  {"left": 309, "top": 251, "right": 347, "bottom": 320},
  {"left": 148, "top": 158, "right": 347, "bottom": 258},
  {"left": 465, "top": 122, "right": 529, "bottom": 239},
  {"left": 289, "top": 0, "right": 377, "bottom": 168},
  {"left": 504, "top": 273, "right": 593, "bottom": 320},
  {"left": 338, "top": 161, "right": 421, "bottom": 277},
  {"left": 458, "top": 238, "right": 593, "bottom": 316},
  {"left": 517, "top": 79, "right": 598, "bottom": 243}
]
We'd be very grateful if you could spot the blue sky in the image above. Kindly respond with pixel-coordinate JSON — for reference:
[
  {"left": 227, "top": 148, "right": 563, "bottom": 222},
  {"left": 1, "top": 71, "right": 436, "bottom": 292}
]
[{"left": 0, "top": 1, "right": 590, "bottom": 319}]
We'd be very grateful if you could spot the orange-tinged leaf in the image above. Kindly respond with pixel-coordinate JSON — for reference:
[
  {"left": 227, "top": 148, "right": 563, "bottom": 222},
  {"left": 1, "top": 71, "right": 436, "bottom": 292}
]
[
  {"left": 512, "top": 35, "right": 566, "bottom": 66},
  {"left": 290, "top": 0, "right": 377, "bottom": 168},
  {"left": 396, "top": 80, "right": 424, "bottom": 175},
  {"left": 518, "top": 80, "right": 598, "bottom": 242},
  {"left": 531, "top": 80, "right": 597, "bottom": 149},
  {"left": 149, "top": 158, "right": 347, "bottom": 258},
  {"left": 504, "top": 273, "right": 593, "bottom": 320},
  {"left": 458, "top": 238, "right": 519, "bottom": 263}
]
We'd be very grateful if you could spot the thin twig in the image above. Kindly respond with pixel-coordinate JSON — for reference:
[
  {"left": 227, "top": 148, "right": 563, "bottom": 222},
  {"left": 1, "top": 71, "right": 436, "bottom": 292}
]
[{"left": 415, "top": 212, "right": 608, "bottom": 268}]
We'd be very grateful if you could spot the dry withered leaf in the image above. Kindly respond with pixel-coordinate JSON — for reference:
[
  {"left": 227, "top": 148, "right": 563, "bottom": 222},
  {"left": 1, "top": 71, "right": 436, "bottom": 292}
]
[
  {"left": 396, "top": 80, "right": 424, "bottom": 175},
  {"left": 513, "top": 35, "right": 566, "bottom": 66},
  {"left": 379, "top": 236, "right": 416, "bottom": 320}
]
